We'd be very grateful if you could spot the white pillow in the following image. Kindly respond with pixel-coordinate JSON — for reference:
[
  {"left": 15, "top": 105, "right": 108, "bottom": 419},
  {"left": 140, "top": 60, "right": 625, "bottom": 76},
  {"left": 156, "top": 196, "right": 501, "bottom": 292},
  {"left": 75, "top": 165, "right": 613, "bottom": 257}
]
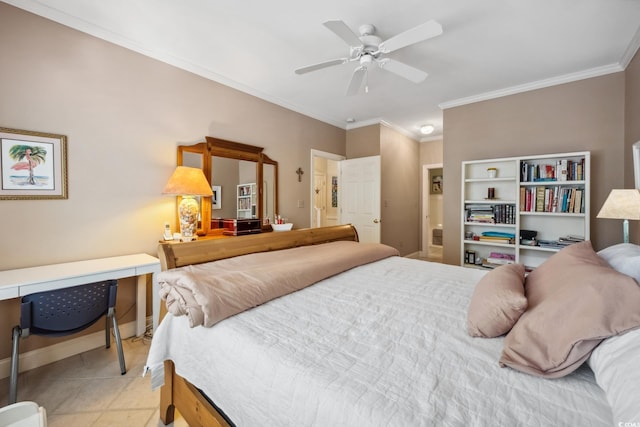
[
  {"left": 588, "top": 327, "right": 640, "bottom": 423},
  {"left": 597, "top": 243, "right": 640, "bottom": 282}
]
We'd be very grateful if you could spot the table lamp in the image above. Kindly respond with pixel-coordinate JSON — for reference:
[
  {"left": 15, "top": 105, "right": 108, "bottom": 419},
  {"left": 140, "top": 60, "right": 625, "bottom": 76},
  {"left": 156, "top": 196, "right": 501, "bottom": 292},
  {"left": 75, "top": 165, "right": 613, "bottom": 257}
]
[
  {"left": 163, "top": 166, "right": 213, "bottom": 241},
  {"left": 596, "top": 189, "right": 640, "bottom": 243}
]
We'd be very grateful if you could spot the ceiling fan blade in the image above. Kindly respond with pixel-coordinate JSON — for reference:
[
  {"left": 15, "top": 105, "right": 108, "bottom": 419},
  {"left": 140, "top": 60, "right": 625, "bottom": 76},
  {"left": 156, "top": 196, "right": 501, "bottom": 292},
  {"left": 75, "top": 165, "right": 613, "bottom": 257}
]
[
  {"left": 346, "top": 66, "right": 367, "bottom": 96},
  {"left": 377, "top": 58, "right": 428, "bottom": 83},
  {"left": 295, "top": 58, "right": 348, "bottom": 75},
  {"left": 378, "top": 20, "right": 443, "bottom": 53},
  {"left": 323, "top": 20, "right": 364, "bottom": 48}
]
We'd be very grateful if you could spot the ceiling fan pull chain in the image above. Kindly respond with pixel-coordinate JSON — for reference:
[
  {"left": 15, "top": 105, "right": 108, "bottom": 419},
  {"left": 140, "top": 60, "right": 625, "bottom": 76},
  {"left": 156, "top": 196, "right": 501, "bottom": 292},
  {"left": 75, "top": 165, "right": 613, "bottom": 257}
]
[{"left": 365, "top": 69, "right": 369, "bottom": 93}]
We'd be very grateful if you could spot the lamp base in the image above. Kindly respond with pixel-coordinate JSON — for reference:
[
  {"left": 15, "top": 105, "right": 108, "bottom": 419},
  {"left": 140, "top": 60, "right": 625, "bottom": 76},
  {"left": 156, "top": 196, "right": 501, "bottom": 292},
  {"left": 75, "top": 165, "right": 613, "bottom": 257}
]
[{"left": 178, "top": 196, "right": 199, "bottom": 241}]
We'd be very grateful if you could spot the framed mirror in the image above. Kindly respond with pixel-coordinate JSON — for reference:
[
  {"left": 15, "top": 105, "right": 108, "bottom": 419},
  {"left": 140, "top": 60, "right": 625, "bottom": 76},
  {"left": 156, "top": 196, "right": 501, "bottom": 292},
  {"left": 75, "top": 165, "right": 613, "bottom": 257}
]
[{"left": 176, "top": 137, "right": 278, "bottom": 235}]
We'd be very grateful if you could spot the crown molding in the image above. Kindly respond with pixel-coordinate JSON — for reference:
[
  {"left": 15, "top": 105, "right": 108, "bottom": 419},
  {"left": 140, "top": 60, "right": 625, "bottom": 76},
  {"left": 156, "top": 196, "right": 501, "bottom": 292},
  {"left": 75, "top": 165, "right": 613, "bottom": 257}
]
[{"left": 439, "top": 63, "right": 624, "bottom": 110}]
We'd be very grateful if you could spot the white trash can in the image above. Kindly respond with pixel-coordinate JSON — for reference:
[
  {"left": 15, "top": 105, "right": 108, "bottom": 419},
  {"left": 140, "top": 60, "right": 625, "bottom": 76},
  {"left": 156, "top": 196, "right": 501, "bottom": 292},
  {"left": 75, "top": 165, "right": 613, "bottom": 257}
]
[{"left": 0, "top": 402, "right": 46, "bottom": 427}]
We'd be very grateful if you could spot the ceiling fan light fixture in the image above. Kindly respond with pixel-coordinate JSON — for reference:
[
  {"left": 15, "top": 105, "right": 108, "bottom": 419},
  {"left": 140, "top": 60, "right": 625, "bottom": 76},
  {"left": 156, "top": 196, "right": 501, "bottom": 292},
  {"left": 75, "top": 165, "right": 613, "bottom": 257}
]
[
  {"left": 295, "top": 19, "right": 443, "bottom": 96},
  {"left": 420, "top": 124, "right": 435, "bottom": 135}
]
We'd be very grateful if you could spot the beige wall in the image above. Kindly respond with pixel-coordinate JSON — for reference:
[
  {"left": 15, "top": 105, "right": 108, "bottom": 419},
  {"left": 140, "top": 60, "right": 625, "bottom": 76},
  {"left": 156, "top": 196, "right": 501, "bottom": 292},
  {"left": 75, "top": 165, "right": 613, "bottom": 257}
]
[
  {"left": 0, "top": 4, "right": 345, "bottom": 358},
  {"left": 442, "top": 72, "right": 627, "bottom": 264},
  {"left": 420, "top": 139, "right": 444, "bottom": 167},
  {"left": 625, "top": 50, "right": 640, "bottom": 241},
  {"left": 380, "top": 125, "right": 421, "bottom": 255},
  {"left": 344, "top": 124, "right": 421, "bottom": 256},
  {"left": 346, "top": 125, "right": 381, "bottom": 158}
]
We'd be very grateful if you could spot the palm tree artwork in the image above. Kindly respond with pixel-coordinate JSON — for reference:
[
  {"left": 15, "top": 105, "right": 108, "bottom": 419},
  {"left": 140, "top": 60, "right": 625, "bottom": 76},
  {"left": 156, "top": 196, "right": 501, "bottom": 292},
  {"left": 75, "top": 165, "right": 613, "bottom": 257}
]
[{"left": 8, "top": 144, "right": 48, "bottom": 186}]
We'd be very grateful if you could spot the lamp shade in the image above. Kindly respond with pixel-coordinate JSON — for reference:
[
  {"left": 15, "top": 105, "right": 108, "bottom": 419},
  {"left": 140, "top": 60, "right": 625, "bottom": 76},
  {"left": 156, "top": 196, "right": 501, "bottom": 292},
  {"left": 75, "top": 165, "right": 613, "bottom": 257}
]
[
  {"left": 162, "top": 166, "right": 213, "bottom": 196},
  {"left": 596, "top": 189, "right": 640, "bottom": 220}
]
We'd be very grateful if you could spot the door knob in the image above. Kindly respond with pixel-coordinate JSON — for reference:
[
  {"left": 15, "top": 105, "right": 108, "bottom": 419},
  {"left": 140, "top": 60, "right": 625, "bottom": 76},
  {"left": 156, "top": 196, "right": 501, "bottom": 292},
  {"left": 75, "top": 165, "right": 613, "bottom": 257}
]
[{"left": 373, "top": 219, "right": 380, "bottom": 224}]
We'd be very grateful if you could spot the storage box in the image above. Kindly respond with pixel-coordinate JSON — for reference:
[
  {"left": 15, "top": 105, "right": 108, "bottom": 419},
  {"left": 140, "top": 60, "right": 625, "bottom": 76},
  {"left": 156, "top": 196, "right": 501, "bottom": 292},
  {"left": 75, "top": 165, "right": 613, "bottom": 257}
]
[
  {"left": 520, "top": 230, "right": 537, "bottom": 240},
  {"left": 222, "top": 218, "right": 262, "bottom": 236}
]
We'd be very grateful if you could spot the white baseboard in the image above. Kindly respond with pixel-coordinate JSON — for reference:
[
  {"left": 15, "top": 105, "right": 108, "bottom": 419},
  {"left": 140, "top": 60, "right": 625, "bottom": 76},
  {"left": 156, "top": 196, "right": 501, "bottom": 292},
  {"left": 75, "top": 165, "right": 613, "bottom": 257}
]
[
  {"left": 405, "top": 251, "right": 421, "bottom": 259},
  {"left": 0, "top": 320, "right": 136, "bottom": 380}
]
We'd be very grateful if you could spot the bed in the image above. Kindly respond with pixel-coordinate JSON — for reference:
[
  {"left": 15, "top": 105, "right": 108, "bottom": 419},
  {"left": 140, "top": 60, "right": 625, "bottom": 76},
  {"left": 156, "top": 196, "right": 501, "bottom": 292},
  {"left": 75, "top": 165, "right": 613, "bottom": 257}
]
[{"left": 145, "top": 224, "right": 640, "bottom": 426}]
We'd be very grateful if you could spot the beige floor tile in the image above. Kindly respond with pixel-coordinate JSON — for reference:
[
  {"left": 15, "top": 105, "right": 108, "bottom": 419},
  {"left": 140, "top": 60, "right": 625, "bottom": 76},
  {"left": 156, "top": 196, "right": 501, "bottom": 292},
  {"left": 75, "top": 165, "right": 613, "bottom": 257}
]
[
  {"left": 1, "top": 336, "right": 166, "bottom": 426},
  {"left": 47, "top": 411, "right": 102, "bottom": 427},
  {"left": 92, "top": 409, "right": 157, "bottom": 427},
  {"left": 108, "top": 373, "right": 159, "bottom": 410}
]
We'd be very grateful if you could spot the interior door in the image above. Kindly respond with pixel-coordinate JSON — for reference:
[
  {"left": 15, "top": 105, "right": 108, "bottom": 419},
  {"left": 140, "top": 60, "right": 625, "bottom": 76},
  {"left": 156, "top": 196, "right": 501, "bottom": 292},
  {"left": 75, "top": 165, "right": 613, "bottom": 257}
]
[{"left": 339, "top": 155, "right": 381, "bottom": 243}]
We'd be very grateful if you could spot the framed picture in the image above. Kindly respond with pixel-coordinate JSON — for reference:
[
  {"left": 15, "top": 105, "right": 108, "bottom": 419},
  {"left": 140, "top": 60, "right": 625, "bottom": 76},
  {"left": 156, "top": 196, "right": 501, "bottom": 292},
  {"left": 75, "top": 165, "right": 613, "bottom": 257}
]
[
  {"left": 331, "top": 176, "right": 338, "bottom": 207},
  {"left": 431, "top": 175, "right": 442, "bottom": 194},
  {"left": 0, "top": 127, "right": 68, "bottom": 200},
  {"left": 212, "top": 185, "right": 221, "bottom": 209}
]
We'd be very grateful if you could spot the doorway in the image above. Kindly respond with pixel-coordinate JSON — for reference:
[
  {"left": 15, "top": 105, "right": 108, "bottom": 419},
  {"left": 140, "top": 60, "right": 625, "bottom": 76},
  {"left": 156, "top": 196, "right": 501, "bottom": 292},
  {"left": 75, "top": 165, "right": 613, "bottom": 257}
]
[
  {"left": 310, "top": 150, "right": 345, "bottom": 228},
  {"left": 422, "top": 163, "right": 444, "bottom": 261}
]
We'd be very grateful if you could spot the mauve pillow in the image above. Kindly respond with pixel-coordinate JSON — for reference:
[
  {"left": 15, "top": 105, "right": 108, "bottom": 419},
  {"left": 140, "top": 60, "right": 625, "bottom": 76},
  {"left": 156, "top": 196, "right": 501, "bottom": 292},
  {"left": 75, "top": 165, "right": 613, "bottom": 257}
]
[
  {"left": 467, "top": 263, "right": 527, "bottom": 338},
  {"left": 500, "top": 241, "right": 640, "bottom": 378}
]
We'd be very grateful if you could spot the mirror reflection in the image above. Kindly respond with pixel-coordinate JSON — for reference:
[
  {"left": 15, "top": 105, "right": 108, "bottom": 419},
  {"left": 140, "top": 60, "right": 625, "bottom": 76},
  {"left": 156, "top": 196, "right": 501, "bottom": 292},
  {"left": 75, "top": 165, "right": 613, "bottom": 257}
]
[
  {"left": 176, "top": 137, "right": 278, "bottom": 235},
  {"left": 211, "top": 157, "right": 257, "bottom": 219}
]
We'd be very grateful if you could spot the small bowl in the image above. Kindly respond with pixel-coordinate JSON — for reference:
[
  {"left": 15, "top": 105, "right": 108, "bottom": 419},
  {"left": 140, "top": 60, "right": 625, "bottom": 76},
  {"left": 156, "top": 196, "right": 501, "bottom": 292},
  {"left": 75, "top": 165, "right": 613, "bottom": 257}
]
[{"left": 271, "top": 223, "right": 293, "bottom": 232}]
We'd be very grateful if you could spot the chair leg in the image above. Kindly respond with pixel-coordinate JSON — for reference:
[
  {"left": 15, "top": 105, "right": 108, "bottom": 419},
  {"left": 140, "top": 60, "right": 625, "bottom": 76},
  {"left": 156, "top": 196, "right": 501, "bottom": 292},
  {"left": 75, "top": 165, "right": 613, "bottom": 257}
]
[
  {"left": 9, "top": 326, "right": 22, "bottom": 404},
  {"left": 105, "top": 315, "right": 111, "bottom": 349},
  {"left": 111, "top": 314, "right": 127, "bottom": 375}
]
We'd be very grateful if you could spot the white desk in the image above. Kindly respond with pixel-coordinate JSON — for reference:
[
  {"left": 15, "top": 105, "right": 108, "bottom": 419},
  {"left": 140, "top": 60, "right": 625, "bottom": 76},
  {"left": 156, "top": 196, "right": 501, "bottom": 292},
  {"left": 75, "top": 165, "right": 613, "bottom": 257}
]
[{"left": 0, "top": 254, "right": 160, "bottom": 337}]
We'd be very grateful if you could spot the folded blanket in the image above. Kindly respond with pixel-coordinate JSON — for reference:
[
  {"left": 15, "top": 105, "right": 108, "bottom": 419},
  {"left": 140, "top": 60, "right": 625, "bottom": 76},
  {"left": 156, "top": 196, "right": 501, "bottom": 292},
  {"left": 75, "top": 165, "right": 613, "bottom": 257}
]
[{"left": 158, "top": 240, "right": 400, "bottom": 327}]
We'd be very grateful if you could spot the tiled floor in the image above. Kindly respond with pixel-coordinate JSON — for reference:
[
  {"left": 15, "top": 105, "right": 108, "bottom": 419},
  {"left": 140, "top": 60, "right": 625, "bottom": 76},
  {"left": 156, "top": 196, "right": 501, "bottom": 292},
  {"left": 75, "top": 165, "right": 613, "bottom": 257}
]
[{"left": 0, "top": 336, "right": 186, "bottom": 427}]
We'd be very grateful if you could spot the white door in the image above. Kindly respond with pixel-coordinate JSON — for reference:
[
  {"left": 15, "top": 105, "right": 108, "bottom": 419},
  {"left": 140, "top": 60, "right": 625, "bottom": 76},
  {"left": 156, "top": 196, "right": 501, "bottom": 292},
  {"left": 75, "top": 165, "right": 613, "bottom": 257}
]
[{"left": 340, "top": 156, "right": 381, "bottom": 243}]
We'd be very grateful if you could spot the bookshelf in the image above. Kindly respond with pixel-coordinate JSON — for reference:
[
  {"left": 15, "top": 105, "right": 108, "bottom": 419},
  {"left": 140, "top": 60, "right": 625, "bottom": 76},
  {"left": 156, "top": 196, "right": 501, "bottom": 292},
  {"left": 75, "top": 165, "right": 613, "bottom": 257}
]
[
  {"left": 461, "top": 151, "right": 590, "bottom": 270},
  {"left": 237, "top": 183, "right": 257, "bottom": 219}
]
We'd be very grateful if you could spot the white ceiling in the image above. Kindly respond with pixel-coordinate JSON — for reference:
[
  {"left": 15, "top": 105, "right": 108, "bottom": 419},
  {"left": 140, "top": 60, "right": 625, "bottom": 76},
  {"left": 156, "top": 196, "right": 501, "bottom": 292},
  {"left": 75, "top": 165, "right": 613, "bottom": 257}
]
[{"left": 5, "top": 0, "right": 640, "bottom": 140}]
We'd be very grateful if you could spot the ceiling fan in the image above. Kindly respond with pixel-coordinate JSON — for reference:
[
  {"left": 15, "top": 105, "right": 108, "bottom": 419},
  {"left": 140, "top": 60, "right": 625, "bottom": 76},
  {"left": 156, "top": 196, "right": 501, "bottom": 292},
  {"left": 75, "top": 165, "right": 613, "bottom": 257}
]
[{"left": 295, "top": 19, "right": 443, "bottom": 95}]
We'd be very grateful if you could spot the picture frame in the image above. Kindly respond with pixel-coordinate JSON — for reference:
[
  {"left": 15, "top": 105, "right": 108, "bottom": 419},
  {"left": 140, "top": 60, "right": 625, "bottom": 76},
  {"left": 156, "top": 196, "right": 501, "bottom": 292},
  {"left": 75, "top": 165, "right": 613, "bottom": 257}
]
[
  {"left": 212, "top": 185, "right": 221, "bottom": 209},
  {"left": 0, "top": 127, "right": 68, "bottom": 200},
  {"left": 331, "top": 176, "right": 338, "bottom": 208},
  {"left": 431, "top": 175, "right": 443, "bottom": 194}
]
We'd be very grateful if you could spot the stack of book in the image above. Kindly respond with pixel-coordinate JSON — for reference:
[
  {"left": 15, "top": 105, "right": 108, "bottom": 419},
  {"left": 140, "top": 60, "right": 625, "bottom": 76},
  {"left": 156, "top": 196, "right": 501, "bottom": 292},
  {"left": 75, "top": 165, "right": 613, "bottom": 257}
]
[
  {"left": 465, "top": 204, "right": 516, "bottom": 224},
  {"left": 481, "top": 252, "right": 516, "bottom": 269},
  {"left": 465, "top": 204, "right": 495, "bottom": 223},
  {"left": 478, "top": 231, "right": 515, "bottom": 244},
  {"left": 537, "top": 235, "right": 584, "bottom": 249},
  {"left": 487, "top": 252, "right": 516, "bottom": 264}
]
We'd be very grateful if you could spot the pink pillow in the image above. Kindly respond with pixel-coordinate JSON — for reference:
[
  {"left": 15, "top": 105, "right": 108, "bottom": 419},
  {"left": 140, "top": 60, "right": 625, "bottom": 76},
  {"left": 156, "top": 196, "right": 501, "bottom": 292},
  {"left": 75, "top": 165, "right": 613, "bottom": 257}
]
[
  {"left": 467, "top": 263, "right": 527, "bottom": 338},
  {"left": 500, "top": 241, "right": 640, "bottom": 378}
]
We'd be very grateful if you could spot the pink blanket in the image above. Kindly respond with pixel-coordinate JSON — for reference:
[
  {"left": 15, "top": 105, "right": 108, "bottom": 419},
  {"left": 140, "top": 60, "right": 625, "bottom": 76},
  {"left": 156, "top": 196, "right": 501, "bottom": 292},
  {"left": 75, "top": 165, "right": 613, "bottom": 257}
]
[{"left": 158, "top": 241, "right": 399, "bottom": 327}]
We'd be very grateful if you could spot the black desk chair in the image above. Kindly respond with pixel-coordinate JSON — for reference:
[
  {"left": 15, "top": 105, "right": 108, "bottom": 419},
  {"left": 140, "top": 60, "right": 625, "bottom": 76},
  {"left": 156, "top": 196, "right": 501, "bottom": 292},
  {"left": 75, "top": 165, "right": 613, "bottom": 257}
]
[{"left": 9, "top": 279, "right": 126, "bottom": 404}]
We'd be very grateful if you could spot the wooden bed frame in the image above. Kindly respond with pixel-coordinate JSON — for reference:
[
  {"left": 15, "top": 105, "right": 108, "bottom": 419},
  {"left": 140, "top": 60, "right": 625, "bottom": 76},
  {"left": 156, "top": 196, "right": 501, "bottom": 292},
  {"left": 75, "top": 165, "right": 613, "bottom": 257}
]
[{"left": 156, "top": 224, "right": 359, "bottom": 427}]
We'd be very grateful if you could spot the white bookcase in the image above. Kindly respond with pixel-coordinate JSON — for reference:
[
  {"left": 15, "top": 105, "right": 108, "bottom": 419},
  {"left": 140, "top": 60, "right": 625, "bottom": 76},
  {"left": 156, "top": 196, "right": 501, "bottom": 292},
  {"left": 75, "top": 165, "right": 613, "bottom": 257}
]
[
  {"left": 461, "top": 151, "right": 590, "bottom": 270},
  {"left": 237, "top": 183, "right": 257, "bottom": 219}
]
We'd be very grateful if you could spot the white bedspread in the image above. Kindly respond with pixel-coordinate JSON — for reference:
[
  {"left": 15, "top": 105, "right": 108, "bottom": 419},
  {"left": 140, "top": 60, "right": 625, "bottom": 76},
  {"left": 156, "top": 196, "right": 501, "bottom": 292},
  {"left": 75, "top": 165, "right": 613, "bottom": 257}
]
[{"left": 146, "top": 256, "right": 613, "bottom": 426}]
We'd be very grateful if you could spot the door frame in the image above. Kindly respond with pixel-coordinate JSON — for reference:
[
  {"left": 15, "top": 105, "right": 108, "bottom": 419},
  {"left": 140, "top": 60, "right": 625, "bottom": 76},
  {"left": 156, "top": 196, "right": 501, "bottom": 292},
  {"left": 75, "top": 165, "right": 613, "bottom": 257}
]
[
  {"left": 422, "top": 163, "right": 443, "bottom": 258},
  {"left": 310, "top": 149, "right": 345, "bottom": 227}
]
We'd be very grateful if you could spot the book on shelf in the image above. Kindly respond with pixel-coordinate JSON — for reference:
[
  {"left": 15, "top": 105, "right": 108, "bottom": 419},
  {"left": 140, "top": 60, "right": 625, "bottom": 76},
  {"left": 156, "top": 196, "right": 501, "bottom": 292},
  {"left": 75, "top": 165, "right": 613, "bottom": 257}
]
[
  {"left": 535, "top": 186, "right": 545, "bottom": 212},
  {"left": 558, "top": 235, "right": 585, "bottom": 243},
  {"left": 520, "top": 186, "right": 584, "bottom": 213},
  {"left": 486, "top": 252, "right": 516, "bottom": 265},
  {"left": 537, "top": 236, "right": 584, "bottom": 249},
  {"left": 478, "top": 231, "right": 515, "bottom": 244},
  {"left": 465, "top": 203, "right": 516, "bottom": 224},
  {"left": 558, "top": 159, "right": 568, "bottom": 181},
  {"left": 520, "top": 157, "right": 585, "bottom": 182}
]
